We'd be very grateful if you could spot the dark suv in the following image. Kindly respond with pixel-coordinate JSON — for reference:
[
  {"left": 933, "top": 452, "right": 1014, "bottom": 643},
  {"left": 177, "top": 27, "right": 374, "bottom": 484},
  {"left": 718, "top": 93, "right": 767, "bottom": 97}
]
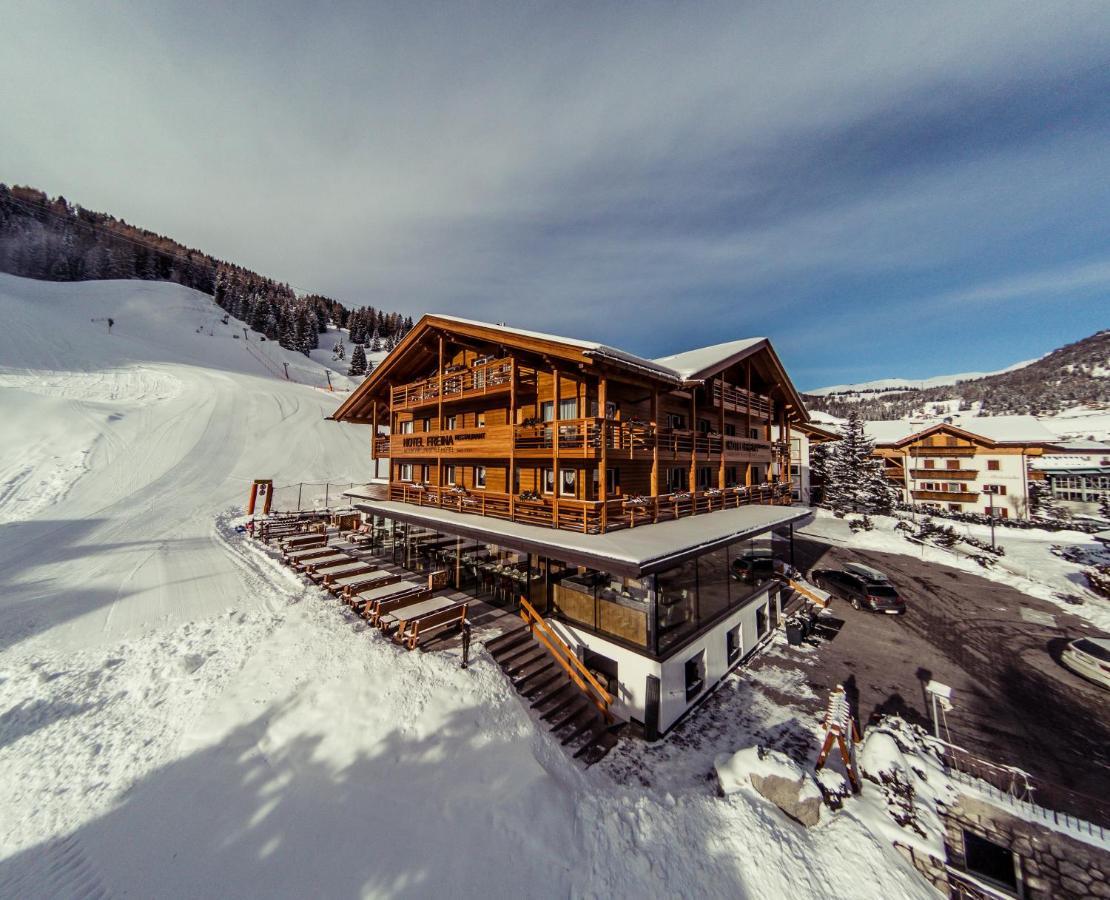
[
  {"left": 810, "top": 568, "right": 906, "bottom": 614},
  {"left": 731, "top": 552, "right": 780, "bottom": 584}
]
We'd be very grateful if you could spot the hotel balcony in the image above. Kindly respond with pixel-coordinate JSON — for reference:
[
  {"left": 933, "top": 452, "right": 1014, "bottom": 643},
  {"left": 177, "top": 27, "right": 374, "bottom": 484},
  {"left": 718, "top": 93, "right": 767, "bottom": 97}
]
[
  {"left": 385, "top": 418, "right": 773, "bottom": 462},
  {"left": 389, "top": 357, "right": 519, "bottom": 411},
  {"left": 909, "top": 468, "right": 978, "bottom": 480},
  {"left": 708, "top": 380, "right": 773, "bottom": 418},
  {"left": 387, "top": 479, "right": 793, "bottom": 534},
  {"left": 911, "top": 489, "right": 980, "bottom": 503},
  {"left": 908, "top": 446, "right": 977, "bottom": 457}
]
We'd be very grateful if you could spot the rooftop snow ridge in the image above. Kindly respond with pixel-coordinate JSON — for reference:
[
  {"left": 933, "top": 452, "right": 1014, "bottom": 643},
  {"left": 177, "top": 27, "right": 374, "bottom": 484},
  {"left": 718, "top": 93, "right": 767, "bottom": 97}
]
[{"left": 430, "top": 313, "right": 764, "bottom": 383}]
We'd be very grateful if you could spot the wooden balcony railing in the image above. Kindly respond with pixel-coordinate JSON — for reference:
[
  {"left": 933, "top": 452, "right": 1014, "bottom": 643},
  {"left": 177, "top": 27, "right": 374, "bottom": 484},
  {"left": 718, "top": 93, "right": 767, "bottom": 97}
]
[
  {"left": 911, "top": 489, "right": 980, "bottom": 503},
  {"left": 386, "top": 480, "right": 792, "bottom": 534},
  {"left": 372, "top": 436, "right": 390, "bottom": 459},
  {"left": 511, "top": 419, "right": 772, "bottom": 460},
  {"left": 909, "top": 445, "right": 977, "bottom": 457},
  {"left": 909, "top": 469, "right": 977, "bottom": 480},
  {"left": 711, "top": 381, "right": 772, "bottom": 418},
  {"left": 390, "top": 357, "right": 514, "bottom": 410}
]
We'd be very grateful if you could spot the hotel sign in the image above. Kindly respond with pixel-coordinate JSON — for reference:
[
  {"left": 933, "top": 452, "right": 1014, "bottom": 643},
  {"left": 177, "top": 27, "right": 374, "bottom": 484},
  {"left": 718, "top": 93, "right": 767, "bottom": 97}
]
[
  {"left": 401, "top": 430, "right": 487, "bottom": 449},
  {"left": 392, "top": 425, "right": 508, "bottom": 457}
]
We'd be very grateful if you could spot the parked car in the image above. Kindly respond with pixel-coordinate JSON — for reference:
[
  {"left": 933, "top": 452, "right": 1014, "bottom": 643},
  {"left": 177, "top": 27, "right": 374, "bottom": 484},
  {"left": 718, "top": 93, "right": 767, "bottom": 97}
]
[
  {"left": 731, "top": 551, "right": 779, "bottom": 584},
  {"left": 810, "top": 567, "right": 906, "bottom": 614},
  {"left": 1060, "top": 637, "right": 1110, "bottom": 690}
]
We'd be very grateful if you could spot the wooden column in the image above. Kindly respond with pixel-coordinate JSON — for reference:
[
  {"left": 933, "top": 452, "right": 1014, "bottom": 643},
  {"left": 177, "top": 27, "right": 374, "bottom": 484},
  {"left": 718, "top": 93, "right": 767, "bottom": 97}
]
[
  {"left": 388, "top": 382, "right": 395, "bottom": 489},
  {"left": 599, "top": 375, "right": 608, "bottom": 531},
  {"left": 509, "top": 359, "right": 517, "bottom": 519},
  {"left": 718, "top": 376, "right": 727, "bottom": 489},
  {"left": 437, "top": 335, "right": 444, "bottom": 505},
  {"left": 371, "top": 401, "right": 378, "bottom": 460},
  {"left": 650, "top": 388, "right": 660, "bottom": 499},
  {"left": 766, "top": 397, "right": 774, "bottom": 482},
  {"left": 689, "top": 389, "right": 697, "bottom": 494},
  {"left": 744, "top": 361, "right": 753, "bottom": 487},
  {"left": 552, "top": 365, "right": 560, "bottom": 526}
]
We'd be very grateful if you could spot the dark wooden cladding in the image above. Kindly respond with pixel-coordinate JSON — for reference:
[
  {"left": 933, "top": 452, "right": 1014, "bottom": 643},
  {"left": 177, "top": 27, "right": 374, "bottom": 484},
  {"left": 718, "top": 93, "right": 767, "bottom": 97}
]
[{"left": 335, "top": 315, "right": 810, "bottom": 533}]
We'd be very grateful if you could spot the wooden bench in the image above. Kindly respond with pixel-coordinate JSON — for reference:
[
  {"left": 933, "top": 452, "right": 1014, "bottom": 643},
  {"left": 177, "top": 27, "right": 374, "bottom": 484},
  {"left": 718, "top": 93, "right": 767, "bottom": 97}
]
[
  {"left": 321, "top": 561, "right": 376, "bottom": 586},
  {"left": 350, "top": 579, "right": 422, "bottom": 618},
  {"left": 305, "top": 554, "right": 359, "bottom": 580},
  {"left": 335, "top": 570, "right": 400, "bottom": 600},
  {"left": 366, "top": 585, "right": 430, "bottom": 625},
  {"left": 295, "top": 551, "right": 351, "bottom": 573},
  {"left": 286, "top": 545, "right": 339, "bottom": 567},
  {"left": 394, "top": 602, "right": 468, "bottom": 650}
]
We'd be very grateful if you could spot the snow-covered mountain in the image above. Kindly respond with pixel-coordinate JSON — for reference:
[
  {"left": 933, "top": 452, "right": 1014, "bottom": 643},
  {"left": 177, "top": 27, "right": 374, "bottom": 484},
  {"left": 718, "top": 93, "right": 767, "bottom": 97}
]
[
  {"left": 809, "top": 358, "right": 1038, "bottom": 397},
  {"left": 805, "top": 330, "right": 1109, "bottom": 422}
]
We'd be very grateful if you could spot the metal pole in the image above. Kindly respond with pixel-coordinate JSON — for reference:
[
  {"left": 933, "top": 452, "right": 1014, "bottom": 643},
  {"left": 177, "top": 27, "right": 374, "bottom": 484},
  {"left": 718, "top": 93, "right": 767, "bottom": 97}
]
[
  {"left": 989, "top": 491, "right": 996, "bottom": 551},
  {"left": 461, "top": 620, "right": 472, "bottom": 669},
  {"left": 297, "top": 482, "right": 303, "bottom": 510},
  {"left": 283, "top": 362, "right": 290, "bottom": 380}
]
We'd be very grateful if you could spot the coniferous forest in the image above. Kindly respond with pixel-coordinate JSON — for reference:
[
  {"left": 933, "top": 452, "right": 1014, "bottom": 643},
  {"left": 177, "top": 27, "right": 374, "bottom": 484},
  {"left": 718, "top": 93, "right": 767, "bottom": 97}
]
[{"left": 0, "top": 184, "right": 413, "bottom": 356}]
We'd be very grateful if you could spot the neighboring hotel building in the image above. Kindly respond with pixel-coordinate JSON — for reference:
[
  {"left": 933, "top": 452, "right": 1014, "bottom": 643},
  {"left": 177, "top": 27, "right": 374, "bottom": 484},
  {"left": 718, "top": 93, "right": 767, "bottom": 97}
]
[
  {"left": 1033, "top": 441, "right": 1110, "bottom": 516},
  {"left": 867, "top": 415, "right": 1059, "bottom": 520},
  {"left": 332, "top": 315, "right": 815, "bottom": 736}
]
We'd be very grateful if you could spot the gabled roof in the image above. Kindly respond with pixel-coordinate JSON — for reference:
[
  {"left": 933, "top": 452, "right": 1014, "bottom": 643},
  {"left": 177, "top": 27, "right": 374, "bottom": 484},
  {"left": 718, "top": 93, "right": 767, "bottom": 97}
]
[
  {"left": 652, "top": 337, "right": 766, "bottom": 381},
  {"left": 867, "top": 415, "right": 1057, "bottom": 448},
  {"left": 333, "top": 313, "right": 809, "bottom": 423}
]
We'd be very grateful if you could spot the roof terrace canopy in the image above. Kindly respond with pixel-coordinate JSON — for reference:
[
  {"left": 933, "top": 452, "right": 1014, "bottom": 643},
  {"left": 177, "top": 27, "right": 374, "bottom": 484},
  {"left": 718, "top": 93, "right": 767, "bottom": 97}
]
[{"left": 345, "top": 493, "right": 811, "bottom": 578}]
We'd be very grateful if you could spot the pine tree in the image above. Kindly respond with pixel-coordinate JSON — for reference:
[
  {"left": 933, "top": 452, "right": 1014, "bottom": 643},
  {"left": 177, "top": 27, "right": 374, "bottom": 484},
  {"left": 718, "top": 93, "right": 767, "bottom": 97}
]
[
  {"left": 820, "top": 411, "right": 896, "bottom": 513},
  {"left": 348, "top": 343, "right": 367, "bottom": 377},
  {"left": 332, "top": 338, "right": 345, "bottom": 361},
  {"left": 369, "top": 328, "right": 381, "bottom": 353}
]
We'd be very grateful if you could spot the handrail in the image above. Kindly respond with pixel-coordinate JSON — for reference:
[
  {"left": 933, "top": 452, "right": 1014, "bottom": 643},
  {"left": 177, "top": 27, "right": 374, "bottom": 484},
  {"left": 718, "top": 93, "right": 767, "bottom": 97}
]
[{"left": 518, "top": 596, "right": 613, "bottom": 721}]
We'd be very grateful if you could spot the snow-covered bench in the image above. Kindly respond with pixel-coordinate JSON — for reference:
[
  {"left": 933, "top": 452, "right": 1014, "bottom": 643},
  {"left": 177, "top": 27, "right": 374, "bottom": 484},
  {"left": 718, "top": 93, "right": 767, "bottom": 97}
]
[
  {"left": 335, "top": 570, "right": 400, "bottom": 600},
  {"left": 394, "top": 602, "right": 469, "bottom": 651},
  {"left": 350, "top": 579, "right": 424, "bottom": 618}
]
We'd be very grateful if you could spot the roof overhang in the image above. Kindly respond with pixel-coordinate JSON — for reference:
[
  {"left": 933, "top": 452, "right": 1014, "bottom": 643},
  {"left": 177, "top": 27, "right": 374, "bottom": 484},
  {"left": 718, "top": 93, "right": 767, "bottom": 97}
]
[{"left": 344, "top": 496, "right": 811, "bottom": 578}]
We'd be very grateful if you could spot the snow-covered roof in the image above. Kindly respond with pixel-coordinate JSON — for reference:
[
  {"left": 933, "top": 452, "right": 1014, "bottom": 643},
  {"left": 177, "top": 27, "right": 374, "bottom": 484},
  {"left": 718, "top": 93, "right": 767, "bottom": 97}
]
[
  {"left": 1033, "top": 454, "right": 1110, "bottom": 473},
  {"left": 865, "top": 415, "right": 1058, "bottom": 446},
  {"left": 432, "top": 314, "right": 681, "bottom": 381},
  {"left": 651, "top": 337, "right": 766, "bottom": 381},
  {"left": 344, "top": 495, "right": 810, "bottom": 576}
]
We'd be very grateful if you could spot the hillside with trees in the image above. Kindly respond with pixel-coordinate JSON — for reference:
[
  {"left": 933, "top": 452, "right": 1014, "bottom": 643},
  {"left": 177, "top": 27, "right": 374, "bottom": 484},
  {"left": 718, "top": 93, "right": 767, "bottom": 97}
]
[
  {"left": 805, "top": 330, "right": 1109, "bottom": 419},
  {"left": 0, "top": 184, "right": 412, "bottom": 357}
]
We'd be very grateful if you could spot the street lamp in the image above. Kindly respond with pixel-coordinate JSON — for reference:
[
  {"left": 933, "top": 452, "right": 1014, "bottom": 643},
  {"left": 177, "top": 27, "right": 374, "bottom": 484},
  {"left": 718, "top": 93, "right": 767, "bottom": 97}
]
[{"left": 983, "top": 484, "right": 999, "bottom": 551}]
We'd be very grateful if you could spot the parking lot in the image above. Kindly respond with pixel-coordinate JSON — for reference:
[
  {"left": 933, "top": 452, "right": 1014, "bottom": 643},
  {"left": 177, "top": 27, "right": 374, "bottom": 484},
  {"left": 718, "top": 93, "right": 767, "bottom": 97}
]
[{"left": 754, "top": 537, "right": 1110, "bottom": 823}]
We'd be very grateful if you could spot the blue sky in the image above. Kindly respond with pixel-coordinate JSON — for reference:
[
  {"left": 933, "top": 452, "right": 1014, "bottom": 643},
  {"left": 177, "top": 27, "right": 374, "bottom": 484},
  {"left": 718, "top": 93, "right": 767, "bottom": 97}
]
[{"left": 2, "top": 1, "right": 1108, "bottom": 390}]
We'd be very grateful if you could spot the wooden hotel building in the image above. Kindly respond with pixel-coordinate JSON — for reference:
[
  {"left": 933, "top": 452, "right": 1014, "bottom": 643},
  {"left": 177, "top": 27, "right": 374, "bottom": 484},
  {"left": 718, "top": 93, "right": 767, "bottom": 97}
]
[{"left": 333, "top": 315, "right": 815, "bottom": 735}]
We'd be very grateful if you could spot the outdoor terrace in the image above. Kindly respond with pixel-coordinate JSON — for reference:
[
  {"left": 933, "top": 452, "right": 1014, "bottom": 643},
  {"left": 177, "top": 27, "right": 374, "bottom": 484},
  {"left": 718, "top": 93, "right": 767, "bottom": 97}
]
[{"left": 388, "top": 480, "right": 792, "bottom": 534}]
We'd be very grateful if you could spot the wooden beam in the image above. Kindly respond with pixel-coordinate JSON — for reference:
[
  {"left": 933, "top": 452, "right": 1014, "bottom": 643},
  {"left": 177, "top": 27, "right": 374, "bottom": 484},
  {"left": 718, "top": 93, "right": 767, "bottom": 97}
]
[
  {"left": 509, "top": 358, "right": 517, "bottom": 520},
  {"left": 553, "top": 365, "right": 560, "bottom": 524},
  {"left": 599, "top": 375, "right": 608, "bottom": 531},
  {"left": 651, "top": 388, "right": 659, "bottom": 500},
  {"left": 437, "top": 334, "right": 444, "bottom": 506},
  {"left": 689, "top": 388, "right": 697, "bottom": 494},
  {"left": 718, "top": 376, "right": 726, "bottom": 489}
]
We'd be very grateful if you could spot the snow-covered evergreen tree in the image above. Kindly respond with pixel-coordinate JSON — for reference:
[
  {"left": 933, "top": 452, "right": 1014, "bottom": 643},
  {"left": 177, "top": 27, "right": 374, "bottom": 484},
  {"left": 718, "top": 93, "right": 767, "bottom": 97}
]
[
  {"left": 820, "top": 412, "right": 896, "bottom": 513},
  {"left": 331, "top": 338, "right": 345, "bottom": 361},
  {"left": 348, "top": 343, "right": 367, "bottom": 376}
]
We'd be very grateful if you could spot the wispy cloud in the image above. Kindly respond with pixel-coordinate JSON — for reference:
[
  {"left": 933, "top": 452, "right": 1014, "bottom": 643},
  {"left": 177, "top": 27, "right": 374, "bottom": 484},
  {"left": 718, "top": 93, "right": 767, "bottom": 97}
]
[{"left": 1, "top": 1, "right": 1108, "bottom": 385}]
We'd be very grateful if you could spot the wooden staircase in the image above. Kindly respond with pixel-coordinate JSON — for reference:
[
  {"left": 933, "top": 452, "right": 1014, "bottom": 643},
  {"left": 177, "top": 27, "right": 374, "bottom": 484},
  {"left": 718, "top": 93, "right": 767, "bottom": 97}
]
[{"left": 485, "top": 600, "right": 619, "bottom": 765}]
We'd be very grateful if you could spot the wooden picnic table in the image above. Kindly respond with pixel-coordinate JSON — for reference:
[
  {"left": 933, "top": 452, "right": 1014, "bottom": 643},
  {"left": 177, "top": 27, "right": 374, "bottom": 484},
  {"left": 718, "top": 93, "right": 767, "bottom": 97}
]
[
  {"left": 356, "top": 579, "right": 422, "bottom": 603},
  {"left": 322, "top": 561, "right": 370, "bottom": 580},
  {"left": 378, "top": 595, "right": 455, "bottom": 628},
  {"left": 331, "top": 568, "right": 388, "bottom": 589}
]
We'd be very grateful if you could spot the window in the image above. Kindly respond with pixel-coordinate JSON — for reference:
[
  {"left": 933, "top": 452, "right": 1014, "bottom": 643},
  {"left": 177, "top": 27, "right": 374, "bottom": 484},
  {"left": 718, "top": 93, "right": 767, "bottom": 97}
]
[
  {"left": 987, "top": 459, "right": 1000, "bottom": 471},
  {"left": 474, "top": 466, "right": 486, "bottom": 489},
  {"left": 697, "top": 466, "right": 714, "bottom": 489},
  {"left": 724, "top": 423, "right": 736, "bottom": 436},
  {"left": 542, "top": 468, "right": 555, "bottom": 494},
  {"left": 755, "top": 604, "right": 768, "bottom": 638},
  {"left": 983, "top": 484, "right": 1007, "bottom": 496},
  {"left": 726, "top": 624, "right": 742, "bottom": 664},
  {"left": 421, "top": 418, "right": 432, "bottom": 432},
  {"left": 962, "top": 830, "right": 1017, "bottom": 892},
  {"left": 606, "top": 467, "right": 620, "bottom": 494},
  {"left": 948, "top": 503, "right": 962, "bottom": 512},
  {"left": 560, "top": 467, "right": 576, "bottom": 496},
  {"left": 399, "top": 420, "right": 415, "bottom": 434},
  {"left": 444, "top": 465, "right": 456, "bottom": 485},
  {"left": 476, "top": 412, "right": 486, "bottom": 428},
  {"left": 667, "top": 413, "right": 686, "bottom": 430},
  {"left": 558, "top": 397, "right": 578, "bottom": 421},
  {"left": 445, "top": 415, "right": 457, "bottom": 430},
  {"left": 399, "top": 463, "right": 414, "bottom": 482},
  {"left": 923, "top": 459, "right": 935, "bottom": 469},
  {"left": 984, "top": 507, "right": 1008, "bottom": 518},
  {"left": 684, "top": 651, "right": 705, "bottom": 701},
  {"left": 697, "top": 418, "right": 711, "bottom": 434},
  {"left": 725, "top": 466, "right": 737, "bottom": 486},
  {"left": 749, "top": 428, "right": 761, "bottom": 439},
  {"left": 669, "top": 467, "right": 688, "bottom": 492},
  {"left": 604, "top": 400, "right": 618, "bottom": 419},
  {"left": 540, "top": 401, "right": 554, "bottom": 423},
  {"left": 946, "top": 459, "right": 959, "bottom": 470},
  {"left": 419, "top": 464, "right": 430, "bottom": 483}
]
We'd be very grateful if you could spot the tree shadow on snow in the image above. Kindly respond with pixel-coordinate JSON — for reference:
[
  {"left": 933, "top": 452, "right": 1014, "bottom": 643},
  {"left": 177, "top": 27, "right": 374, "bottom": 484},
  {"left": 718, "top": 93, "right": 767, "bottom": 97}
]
[{"left": 0, "top": 694, "right": 584, "bottom": 899}]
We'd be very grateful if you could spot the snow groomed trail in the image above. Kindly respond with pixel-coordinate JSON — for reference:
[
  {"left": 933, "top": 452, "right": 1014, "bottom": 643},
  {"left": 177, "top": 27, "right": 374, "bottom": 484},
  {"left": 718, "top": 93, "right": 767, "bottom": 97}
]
[{"left": 0, "top": 275, "right": 934, "bottom": 899}]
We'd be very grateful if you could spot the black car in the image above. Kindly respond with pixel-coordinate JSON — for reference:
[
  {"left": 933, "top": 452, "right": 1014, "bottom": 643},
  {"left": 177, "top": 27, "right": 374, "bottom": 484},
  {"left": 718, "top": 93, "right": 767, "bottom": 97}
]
[
  {"left": 731, "top": 552, "right": 779, "bottom": 584},
  {"left": 810, "top": 568, "right": 906, "bottom": 614}
]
